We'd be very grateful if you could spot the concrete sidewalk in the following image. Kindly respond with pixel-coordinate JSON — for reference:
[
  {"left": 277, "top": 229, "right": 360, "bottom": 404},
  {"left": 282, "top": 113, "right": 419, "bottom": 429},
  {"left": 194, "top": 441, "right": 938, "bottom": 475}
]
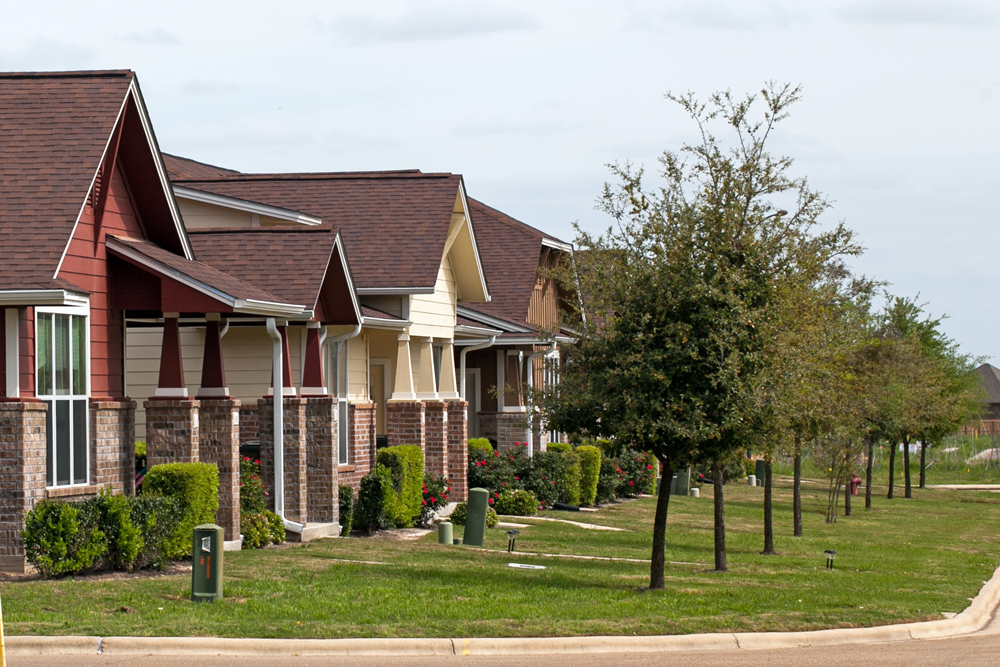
[{"left": 8, "top": 563, "right": 1000, "bottom": 657}]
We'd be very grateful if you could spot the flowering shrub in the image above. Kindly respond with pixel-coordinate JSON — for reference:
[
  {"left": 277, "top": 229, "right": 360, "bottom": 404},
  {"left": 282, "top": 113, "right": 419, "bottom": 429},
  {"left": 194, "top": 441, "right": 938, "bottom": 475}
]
[
  {"left": 450, "top": 502, "right": 498, "bottom": 528},
  {"left": 239, "top": 457, "right": 283, "bottom": 548},
  {"left": 420, "top": 472, "right": 450, "bottom": 526},
  {"left": 614, "top": 450, "right": 658, "bottom": 497},
  {"left": 240, "top": 456, "right": 268, "bottom": 514}
]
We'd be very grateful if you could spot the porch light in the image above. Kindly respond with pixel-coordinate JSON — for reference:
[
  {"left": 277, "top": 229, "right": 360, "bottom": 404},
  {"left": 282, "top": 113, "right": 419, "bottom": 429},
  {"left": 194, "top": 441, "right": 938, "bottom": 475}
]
[{"left": 824, "top": 550, "right": 837, "bottom": 569}]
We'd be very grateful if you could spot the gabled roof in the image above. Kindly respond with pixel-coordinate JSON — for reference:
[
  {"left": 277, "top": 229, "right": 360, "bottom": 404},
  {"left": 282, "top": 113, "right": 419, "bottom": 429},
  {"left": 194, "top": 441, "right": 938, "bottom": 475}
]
[
  {"left": 977, "top": 363, "right": 1000, "bottom": 404},
  {"left": 0, "top": 70, "right": 190, "bottom": 293},
  {"left": 163, "top": 153, "right": 240, "bottom": 180},
  {"left": 167, "top": 167, "right": 484, "bottom": 296},
  {"left": 187, "top": 226, "right": 361, "bottom": 325},
  {"left": 463, "top": 198, "right": 570, "bottom": 325}
]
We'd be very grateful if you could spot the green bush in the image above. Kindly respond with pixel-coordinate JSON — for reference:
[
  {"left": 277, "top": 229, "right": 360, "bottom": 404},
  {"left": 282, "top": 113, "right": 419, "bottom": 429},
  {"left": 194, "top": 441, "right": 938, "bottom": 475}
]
[
  {"left": 129, "top": 495, "right": 181, "bottom": 570},
  {"left": 547, "top": 442, "right": 572, "bottom": 454},
  {"left": 135, "top": 441, "right": 147, "bottom": 457},
  {"left": 576, "top": 445, "right": 602, "bottom": 506},
  {"left": 743, "top": 458, "right": 756, "bottom": 479},
  {"left": 22, "top": 499, "right": 105, "bottom": 577},
  {"left": 420, "top": 473, "right": 450, "bottom": 527},
  {"left": 241, "top": 512, "right": 270, "bottom": 549},
  {"left": 339, "top": 486, "right": 355, "bottom": 536},
  {"left": 143, "top": 462, "right": 219, "bottom": 559},
  {"left": 615, "top": 450, "right": 658, "bottom": 496},
  {"left": 562, "top": 450, "right": 582, "bottom": 505},
  {"left": 467, "top": 438, "right": 494, "bottom": 456},
  {"left": 266, "top": 510, "right": 285, "bottom": 543},
  {"left": 596, "top": 457, "right": 620, "bottom": 504},
  {"left": 526, "top": 450, "right": 571, "bottom": 507},
  {"left": 356, "top": 464, "right": 395, "bottom": 534},
  {"left": 449, "top": 502, "right": 498, "bottom": 528},
  {"left": 376, "top": 445, "right": 424, "bottom": 527},
  {"left": 91, "top": 491, "right": 142, "bottom": 571},
  {"left": 240, "top": 457, "right": 267, "bottom": 514},
  {"left": 494, "top": 489, "right": 539, "bottom": 516}
]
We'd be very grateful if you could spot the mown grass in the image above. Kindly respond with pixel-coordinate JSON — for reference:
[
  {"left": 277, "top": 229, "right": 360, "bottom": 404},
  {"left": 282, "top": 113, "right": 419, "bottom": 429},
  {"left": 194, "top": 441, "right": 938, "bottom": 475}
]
[{"left": 3, "top": 476, "right": 999, "bottom": 639}]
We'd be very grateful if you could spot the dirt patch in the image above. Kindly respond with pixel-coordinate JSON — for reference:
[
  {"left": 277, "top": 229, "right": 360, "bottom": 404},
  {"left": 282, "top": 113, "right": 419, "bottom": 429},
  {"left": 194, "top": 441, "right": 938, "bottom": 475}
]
[
  {"left": 370, "top": 528, "right": 433, "bottom": 541},
  {"left": 0, "top": 560, "right": 192, "bottom": 583}
]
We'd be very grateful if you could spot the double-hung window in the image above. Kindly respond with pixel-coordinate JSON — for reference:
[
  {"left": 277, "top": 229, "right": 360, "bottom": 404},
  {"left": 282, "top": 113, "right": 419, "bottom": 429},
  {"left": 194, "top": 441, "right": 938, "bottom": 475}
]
[
  {"left": 326, "top": 340, "right": 350, "bottom": 465},
  {"left": 36, "top": 308, "right": 89, "bottom": 488}
]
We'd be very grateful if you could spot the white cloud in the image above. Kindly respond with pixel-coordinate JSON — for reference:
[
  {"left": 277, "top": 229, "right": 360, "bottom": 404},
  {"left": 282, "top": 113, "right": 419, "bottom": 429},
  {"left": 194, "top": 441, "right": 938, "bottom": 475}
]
[
  {"left": 121, "top": 29, "right": 181, "bottom": 45},
  {"left": 835, "top": 0, "right": 998, "bottom": 26},
  {"left": 318, "top": 3, "right": 539, "bottom": 45}
]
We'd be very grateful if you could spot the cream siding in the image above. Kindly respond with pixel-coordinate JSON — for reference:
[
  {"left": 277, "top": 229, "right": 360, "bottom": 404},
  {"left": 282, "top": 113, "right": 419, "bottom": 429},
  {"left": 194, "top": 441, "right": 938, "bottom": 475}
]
[
  {"left": 347, "top": 334, "right": 368, "bottom": 401},
  {"left": 177, "top": 199, "right": 295, "bottom": 229},
  {"left": 408, "top": 254, "right": 457, "bottom": 339}
]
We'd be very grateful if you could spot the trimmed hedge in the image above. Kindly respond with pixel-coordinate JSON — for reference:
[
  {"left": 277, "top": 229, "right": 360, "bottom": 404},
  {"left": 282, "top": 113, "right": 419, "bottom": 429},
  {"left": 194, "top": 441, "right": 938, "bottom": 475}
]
[
  {"left": 339, "top": 486, "right": 355, "bottom": 536},
  {"left": 467, "top": 438, "right": 494, "bottom": 456},
  {"left": 547, "top": 442, "right": 572, "bottom": 454},
  {"left": 356, "top": 464, "right": 395, "bottom": 534},
  {"left": 144, "top": 462, "right": 219, "bottom": 559},
  {"left": 376, "top": 445, "right": 424, "bottom": 527},
  {"left": 22, "top": 500, "right": 105, "bottom": 577},
  {"left": 596, "top": 457, "right": 620, "bottom": 504},
  {"left": 576, "top": 445, "right": 602, "bottom": 506},
  {"left": 494, "top": 489, "right": 539, "bottom": 516},
  {"left": 450, "top": 502, "right": 498, "bottom": 528}
]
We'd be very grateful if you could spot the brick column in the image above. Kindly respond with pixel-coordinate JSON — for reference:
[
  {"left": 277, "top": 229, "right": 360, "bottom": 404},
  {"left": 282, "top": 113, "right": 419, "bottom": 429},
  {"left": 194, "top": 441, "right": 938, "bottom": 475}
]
[
  {"left": 496, "top": 412, "right": 530, "bottom": 452},
  {"left": 239, "top": 405, "right": 260, "bottom": 443},
  {"left": 144, "top": 399, "right": 200, "bottom": 468},
  {"left": 446, "top": 400, "right": 468, "bottom": 502},
  {"left": 387, "top": 400, "right": 425, "bottom": 448},
  {"left": 305, "top": 397, "right": 338, "bottom": 524},
  {"left": 532, "top": 413, "right": 550, "bottom": 455},
  {"left": 423, "top": 400, "right": 448, "bottom": 477},
  {"left": 90, "top": 400, "right": 136, "bottom": 495},
  {"left": 340, "top": 402, "right": 376, "bottom": 491},
  {"left": 0, "top": 401, "right": 47, "bottom": 573},
  {"left": 258, "top": 397, "right": 308, "bottom": 524},
  {"left": 199, "top": 399, "right": 241, "bottom": 541}
]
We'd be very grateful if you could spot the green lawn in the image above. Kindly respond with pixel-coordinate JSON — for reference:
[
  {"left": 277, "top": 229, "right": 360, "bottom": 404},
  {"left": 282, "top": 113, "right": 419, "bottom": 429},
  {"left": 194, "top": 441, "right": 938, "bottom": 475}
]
[{"left": 4, "top": 476, "right": 999, "bottom": 639}]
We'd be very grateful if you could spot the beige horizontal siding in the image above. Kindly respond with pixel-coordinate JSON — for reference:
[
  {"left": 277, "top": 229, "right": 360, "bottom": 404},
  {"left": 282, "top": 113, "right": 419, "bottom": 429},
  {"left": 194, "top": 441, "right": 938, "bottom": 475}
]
[{"left": 409, "top": 255, "right": 457, "bottom": 339}]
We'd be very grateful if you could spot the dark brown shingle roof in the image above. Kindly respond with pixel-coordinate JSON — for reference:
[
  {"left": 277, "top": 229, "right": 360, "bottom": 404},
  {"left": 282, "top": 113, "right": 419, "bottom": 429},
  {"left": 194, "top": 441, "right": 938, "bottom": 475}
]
[
  {"left": 169, "top": 171, "right": 462, "bottom": 291},
  {"left": 0, "top": 70, "right": 133, "bottom": 290},
  {"left": 188, "top": 227, "right": 337, "bottom": 309},
  {"left": 107, "top": 235, "right": 287, "bottom": 305},
  {"left": 162, "top": 153, "right": 240, "bottom": 180}
]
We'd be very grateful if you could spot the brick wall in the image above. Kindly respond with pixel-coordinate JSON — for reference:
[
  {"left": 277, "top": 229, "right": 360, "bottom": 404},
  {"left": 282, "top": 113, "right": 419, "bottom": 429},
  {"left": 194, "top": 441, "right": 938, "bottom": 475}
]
[
  {"left": 0, "top": 401, "right": 47, "bottom": 573},
  {"left": 446, "top": 400, "right": 468, "bottom": 502},
  {"left": 424, "top": 400, "right": 448, "bottom": 477},
  {"left": 339, "top": 402, "right": 376, "bottom": 491},
  {"left": 305, "top": 397, "right": 338, "bottom": 525},
  {"left": 90, "top": 400, "right": 136, "bottom": 495},
  {"left": 239, "top": 405, "right": 260, "bottom": 443},
  {"left": 199, "top": 399, "right": 241, "bottom": 541},
  {"left": 477, "top": 411, "right": 530, "bottom": 452},
  {"left": 145, "top": 399, "right": 199, "bottom": 467},
  {"left": 387, "top": 401, "right": 425, "bottom": 449},
  {"left": 258, "top": 397, "right": 308, "bottom": 524}
]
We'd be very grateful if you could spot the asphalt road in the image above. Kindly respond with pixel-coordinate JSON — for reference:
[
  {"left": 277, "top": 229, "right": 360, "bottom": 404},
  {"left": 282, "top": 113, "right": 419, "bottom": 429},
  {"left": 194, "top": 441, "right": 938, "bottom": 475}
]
[{"left": 11, "top": 615, "right": 1000, "bottom": 667}]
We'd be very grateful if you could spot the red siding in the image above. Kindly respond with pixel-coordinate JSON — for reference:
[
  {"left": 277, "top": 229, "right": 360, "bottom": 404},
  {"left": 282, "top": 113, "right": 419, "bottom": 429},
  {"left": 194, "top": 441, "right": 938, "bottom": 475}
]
[{"left": 57, "top": 162, "right": 142, "bottom": 400}]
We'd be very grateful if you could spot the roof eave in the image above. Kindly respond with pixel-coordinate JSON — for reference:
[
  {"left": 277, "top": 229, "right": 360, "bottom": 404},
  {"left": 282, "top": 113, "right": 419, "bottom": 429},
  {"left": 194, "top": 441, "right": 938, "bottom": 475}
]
[{"left": 0, "top": 290, "right": 90, "bottom": 307}]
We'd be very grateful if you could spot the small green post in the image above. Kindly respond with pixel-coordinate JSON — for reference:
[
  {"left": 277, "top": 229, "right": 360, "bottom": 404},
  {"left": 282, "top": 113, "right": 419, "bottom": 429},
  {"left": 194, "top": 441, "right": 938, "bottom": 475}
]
[
  {"left": 438, "top": 521, "right": 453, "bottom": 545},
  {"left": 463, "top": 488, "right": 489, "bottom": 547},
  {"left": 755, "top": 459, "right": 767, "bottom": 488},
  {"left": 191, "top": 523, "right": 224, "bottom": 603}
]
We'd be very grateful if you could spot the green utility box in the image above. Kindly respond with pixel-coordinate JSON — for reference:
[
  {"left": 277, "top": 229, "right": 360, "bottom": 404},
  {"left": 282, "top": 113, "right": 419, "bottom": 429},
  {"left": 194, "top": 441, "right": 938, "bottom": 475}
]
[
  {"left": 755, "top": 459, "right": 767, "bottom": 488},
  {"left": 463, "top": 488, "right": 489, "bottom": 547},
  {"left": 191, "top": 523, "right": 224, "bottom": 603},
  {"left": 670, "top": 467, "right": 691, "bottom": 496}
]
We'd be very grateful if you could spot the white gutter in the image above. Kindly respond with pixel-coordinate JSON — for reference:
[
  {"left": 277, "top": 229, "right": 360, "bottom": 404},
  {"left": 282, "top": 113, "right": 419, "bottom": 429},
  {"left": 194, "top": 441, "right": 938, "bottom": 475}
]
[
  {"left": 459, "top": 336, "right": 496, "bottom": 400},
  {"left": 173, "top": 186, "right": 323, "bottom": 226},
  {"left": 266, "top": 318, "right": 303, "bottom": 533},
  {"left": 323, "top": 323, "right": 363, "bottom": 453},
  {"left": 0, "top": 290, "right": 89, "bottom": 308},
  {"left": 526, "top": 340, "right": 556, "bottom": 456}
]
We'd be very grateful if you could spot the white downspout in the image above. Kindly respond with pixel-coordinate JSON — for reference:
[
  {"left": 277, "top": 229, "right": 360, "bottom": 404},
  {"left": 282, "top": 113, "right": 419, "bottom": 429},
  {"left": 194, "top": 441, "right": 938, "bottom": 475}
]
[
  {"left": 459, "top": 336, "right": 496, "bottom": 400},
  {"left": 266, "top": 318, "right": 302, "bottom": 533},
  {"left": 526, "top": 341, "right": 556, "bottom": 455}
]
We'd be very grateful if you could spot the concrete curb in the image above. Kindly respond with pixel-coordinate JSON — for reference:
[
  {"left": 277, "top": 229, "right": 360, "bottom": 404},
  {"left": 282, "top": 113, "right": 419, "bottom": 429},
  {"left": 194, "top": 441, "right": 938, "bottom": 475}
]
[{"left": 9, "top": 563, "right": 1000, "bottom": 657}]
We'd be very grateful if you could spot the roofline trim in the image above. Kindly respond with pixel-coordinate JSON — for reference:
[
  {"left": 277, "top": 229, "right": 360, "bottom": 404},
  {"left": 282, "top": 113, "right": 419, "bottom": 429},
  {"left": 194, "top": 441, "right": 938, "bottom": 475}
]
[
  {"left": 357, "top": 287, "right": 435, "bottom": 296},
  {"left": 362, "top": 316, "right": 412, "bottom": 330},
  {"left": 542, "top": 238, "right": 574, "bottom": 253},
  {"left": 456, "top": 305, "right": 533, "bottom": 334},
  {"left": 0, "top": 290, "right": 91, "bottom": 307},
  {"left": 456, "top": 180, "right": 491, "bottom": 303},
  {"left": 455, "top": 324, "right": 503, "bottom": 337},
  {"left": 173, "top": 185, "right": 323, "bottom": 226},
  {"left": 328, "top": 232, "right": 363, "bottom": 326},
  {"left": 106, "top": 238, "right": 305, "bottom": 317}
]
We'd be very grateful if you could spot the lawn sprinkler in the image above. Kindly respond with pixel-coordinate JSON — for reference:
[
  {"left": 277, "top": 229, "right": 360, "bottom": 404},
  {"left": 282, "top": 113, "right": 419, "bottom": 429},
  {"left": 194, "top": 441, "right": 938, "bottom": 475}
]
[
  {"left": 824, "top": 550, "right": 837, "bottom": 570},
  {"left": 507, "top": 529, "right": 520, "bottom": 553}
]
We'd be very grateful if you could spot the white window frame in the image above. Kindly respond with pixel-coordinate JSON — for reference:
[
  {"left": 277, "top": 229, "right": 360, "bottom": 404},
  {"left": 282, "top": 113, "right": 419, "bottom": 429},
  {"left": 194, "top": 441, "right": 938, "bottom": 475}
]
[
  {"left": 35, "top": 304, "right": 91, "bottom": 489},
  {"left": 326, "top": 339, "right": 350, "bottom": 465},
  {"left": 545, "top": 349, "right": 561, "bottom": 443},
  {"left": 498, "top": 349, "right": 527, "bottom": 413}
]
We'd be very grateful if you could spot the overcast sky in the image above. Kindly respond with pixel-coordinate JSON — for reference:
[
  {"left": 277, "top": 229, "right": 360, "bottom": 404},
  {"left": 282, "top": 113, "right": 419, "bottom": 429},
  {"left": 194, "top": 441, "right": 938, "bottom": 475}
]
[{"left": 4, "top": 1, "right": 999, "bottom": 360}]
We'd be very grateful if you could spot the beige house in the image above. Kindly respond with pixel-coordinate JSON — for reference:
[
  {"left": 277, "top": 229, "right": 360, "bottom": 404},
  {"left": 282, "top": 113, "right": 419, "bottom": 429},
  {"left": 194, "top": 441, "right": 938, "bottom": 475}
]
[{"left": 126, "top": 156, "right": 491, "bottom": 498}]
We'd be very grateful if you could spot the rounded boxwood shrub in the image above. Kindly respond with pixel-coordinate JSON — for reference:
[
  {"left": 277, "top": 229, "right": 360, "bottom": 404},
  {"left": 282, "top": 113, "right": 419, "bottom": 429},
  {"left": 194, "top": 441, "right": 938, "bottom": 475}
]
[
  {"left": 547, "top": 442, "right": 572, "bottom": 454},
  {"left": 266, "top": 510, "right": 285, "bottom": 544},
  {"left": 22, "top": 499, "right": 105, "bottom": 577},
  {"left": 376, "top": 445, "right": 424, "bottom": 527},
  {"left": 493, "top": 489, "right": 539, "bottom": 516},
  {"left": 339, "top": 485, "right": 355, "bottom": 536},
  {"left": 467, "top": 438, "right": 494, "bottom": 457},
  {"left": 143, "top": 462, "right": 219, "bottom": 559},
  {"left": 575, "top": 445, "right": 602, "bottom": 506},
  {"left": 356, "top": 464, "right": 396, "bottom": 534},
  {"left": 449, "top": 502, "right": 498, "bottom": 528},
  {"left": 240, "top": 511, "right": 270, "bottom": 549}
]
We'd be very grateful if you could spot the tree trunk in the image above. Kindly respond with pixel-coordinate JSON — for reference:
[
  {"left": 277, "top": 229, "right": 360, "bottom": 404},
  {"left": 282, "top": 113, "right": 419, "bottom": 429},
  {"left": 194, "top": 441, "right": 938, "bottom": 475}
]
[
  {"left": 762, "top": 457, "right": 775, "bottom": 554},
  {"left": 903, "top": 434, "right": 912, "bottom": 499},
  {"left": 865, "top": 437, "right": 874, "bottom": 511},
  {"left": 713, "top": 461, "right": 727, "bottom": 572},
  {"left": 844, "top": 449, "right": 852, "bottom": 517},
  {"left": 887, "top": 438, "right": 896, "bottom": 499},
  {"left": 919, "top": 440, "right": 927, "bottom": 489},
  {"left": 649, "top": 459, "right": 673, "bottom": 590},
  {"left": 793, "top": 436, "right": 802, "bottom": 537}
]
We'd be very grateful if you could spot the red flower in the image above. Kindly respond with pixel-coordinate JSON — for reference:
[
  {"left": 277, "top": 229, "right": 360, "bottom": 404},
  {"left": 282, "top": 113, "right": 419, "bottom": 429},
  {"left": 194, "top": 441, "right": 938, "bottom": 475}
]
[
  {"left": 629, "top": 481, "right": 634, "bottom": 486},
  {"left": 447, "top": 487, "right": 451, "bottom": 492},
  {"left": 488, "top": 498, "right": 494, "bottom": 504},
  {"left": 493, "top": 451, "right": 499, "bottom": 456},
  {"left": 430, "top": 497, "right": 436, "bottom": 503},
  {"left": 514, "top": 476, "right": 519, "bottom": 480},
  {"left": 422, "top": 499, "right": 427, "bottom": 505},
  {"left": 647, "top": 465, "right": 654, "bottom": 470}
]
